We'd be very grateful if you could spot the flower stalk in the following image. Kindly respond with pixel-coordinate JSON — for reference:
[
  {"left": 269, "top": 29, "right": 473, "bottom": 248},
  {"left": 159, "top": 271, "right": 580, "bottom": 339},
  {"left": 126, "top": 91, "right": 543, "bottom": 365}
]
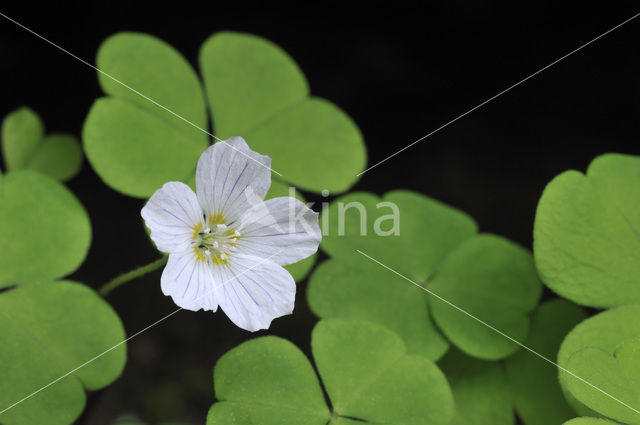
[{"left": 99, "top": 256, "right": 168, "bottom": 296}]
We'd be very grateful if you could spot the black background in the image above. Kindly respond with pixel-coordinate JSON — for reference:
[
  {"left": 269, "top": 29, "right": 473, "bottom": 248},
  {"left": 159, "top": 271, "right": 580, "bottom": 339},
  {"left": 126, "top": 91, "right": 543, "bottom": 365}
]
[{"left": 1, "top": 2, "right": 639, "bottom": 424}]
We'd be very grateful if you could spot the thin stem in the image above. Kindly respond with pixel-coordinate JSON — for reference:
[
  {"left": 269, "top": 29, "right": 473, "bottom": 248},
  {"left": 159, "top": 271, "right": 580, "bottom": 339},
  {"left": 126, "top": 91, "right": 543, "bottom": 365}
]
[{"left": 99, "top": 256, "right": 168, "bottom": 297}]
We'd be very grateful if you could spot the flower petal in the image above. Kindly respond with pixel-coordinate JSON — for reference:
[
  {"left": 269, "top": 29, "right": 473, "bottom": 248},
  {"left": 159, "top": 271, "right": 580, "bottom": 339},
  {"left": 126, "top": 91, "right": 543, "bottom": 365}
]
[
  {"left": 235, "top": 197, "right": 321, "bottom": 266},
  {"left": 215, "top": 254, "right": 296, "bottom": 332},
  {"left": 141, "top": 182, "right": 204, "bottom": 253},
  {"left": 161, "top": 249, "right": 218, "bottom": 312},
  {"left": 195, "top": 137, "right": 271, "bottom": 223}
]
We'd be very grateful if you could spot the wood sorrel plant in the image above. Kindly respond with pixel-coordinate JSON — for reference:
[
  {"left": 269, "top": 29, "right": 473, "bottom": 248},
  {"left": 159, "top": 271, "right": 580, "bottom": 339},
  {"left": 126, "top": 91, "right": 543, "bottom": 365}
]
[{"left": 0, "top": 30, "right": 638, "bottom": 425}]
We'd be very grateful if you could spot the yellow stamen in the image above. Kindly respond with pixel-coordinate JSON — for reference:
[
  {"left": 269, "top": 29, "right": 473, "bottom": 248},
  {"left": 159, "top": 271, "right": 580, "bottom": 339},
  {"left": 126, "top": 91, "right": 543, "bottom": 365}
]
[
  {"left": 212, "top": 254, "right": 229, "bottom": 265},
  {"left": 209, "top": 213, "right": 226, "bottom": 225},
  {"left": 192, "top": 222, "right": 202, "bottom": 240},
  {"left": 193, "top": 246, "right": 206, "bottom": 262}
]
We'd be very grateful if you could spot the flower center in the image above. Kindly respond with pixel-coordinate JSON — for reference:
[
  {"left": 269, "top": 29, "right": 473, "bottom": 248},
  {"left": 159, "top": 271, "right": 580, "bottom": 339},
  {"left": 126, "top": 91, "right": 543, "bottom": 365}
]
[{"left": 192, "top": 216, "right": 240, "bottom": 264}]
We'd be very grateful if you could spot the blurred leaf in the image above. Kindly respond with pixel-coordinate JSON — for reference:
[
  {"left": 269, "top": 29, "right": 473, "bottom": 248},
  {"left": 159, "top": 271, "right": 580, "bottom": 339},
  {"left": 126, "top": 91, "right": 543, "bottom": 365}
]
[
  {"left": 0, "top": 281, "right": 126, "bottom": 425},
  {"left": 558, "top": 305, "right": 640, "bottom": 422},
  {"left": 505, "top": 299, "right": 587, "bottom": 425},
  {"left": 2, "top": 107, "right": 82, "bottom": 181},
  {"left": 429, "top": 234, "right": 542, "bottom": 359},
  {"left": 534, "top": 153, "right": 640, "bottom": 308},
  {"left": 200, "top": 31, "right": 366, "bottom": 193},
  {"left": 84, "top": 32, "right": 208, "bottom": 197},
  {"left": 284, "top": 254, "right": 316, "bottom": 283},
  {"left": 0, "top": 171, "right": 91, "bottom": 288},
  {"left": 2, "top": 106, "right": 43, "bottom": 170},
  {"left": 26, "top": 134, "right": 83, "bottom": 181},
  {"left": 438, "top": 348, "right": 514, "bottom": 425},
  {"left": 208, "top": 319, "right": 454, "bottom": 425}
]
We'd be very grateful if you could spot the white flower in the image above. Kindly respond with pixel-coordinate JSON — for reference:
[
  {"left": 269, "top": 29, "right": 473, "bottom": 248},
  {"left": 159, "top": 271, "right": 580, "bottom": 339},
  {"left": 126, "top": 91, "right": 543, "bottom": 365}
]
[{"left": 141, "top": 137, "right": 321, "bottom": 331}]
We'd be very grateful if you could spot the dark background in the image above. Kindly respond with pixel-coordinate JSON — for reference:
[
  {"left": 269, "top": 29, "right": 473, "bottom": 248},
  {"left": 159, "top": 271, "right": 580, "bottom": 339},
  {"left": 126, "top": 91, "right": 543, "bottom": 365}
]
[{"left": 1, "top": 2, "right": 639, "bottom": 424}]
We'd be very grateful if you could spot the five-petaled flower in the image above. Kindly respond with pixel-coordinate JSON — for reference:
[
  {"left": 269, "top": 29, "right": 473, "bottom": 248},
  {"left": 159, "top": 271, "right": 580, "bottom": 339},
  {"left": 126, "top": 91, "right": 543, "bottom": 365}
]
[{"left": 141, "top": 137, "right": 321, "bottom": 331}]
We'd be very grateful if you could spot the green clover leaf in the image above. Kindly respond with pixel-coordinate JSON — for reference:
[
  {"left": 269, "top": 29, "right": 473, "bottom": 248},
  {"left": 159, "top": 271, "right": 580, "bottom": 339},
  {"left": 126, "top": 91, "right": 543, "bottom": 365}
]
[
  {"left": 558, "top": 305, "right": 640, "bottom": 424},
  {"left": 200, "top": 32, "right": 366, "bottom": 193},
  {"left": 534, "top": 153, "right": 640, "bottom": 308},
  {"left": 428, "top": 234, "right": 542, "bottom": 359},
  {"left": 2, "top": 107, "right": 82, "bottom": 181},
  {"left": 309, "top": 190, "right": 476, "bottom": 360},
  {"left": 0, "top": 171, "right": 91, "bottom": 288},
  {"left": 318, "top": 191, "right": 478, "bottom": 281},
  {"left": 308, "top": 259, "right": 450, "bottom": 360},
  {"left": 505, "top": 299, "right": 587, "bottom": 425},
  {"left": 84, "top": 32, "right": 208, "bottom": 198},
  {"left": 83, "top": 31, "right": 365, "bottom": 198},
  {"left": 566, "top": 342, "right": 640, "bottom": 425},
  {"left": 0, "top": 281, "right": 126, "bottom": 425},
  {"left": 207, "top": 319, "right": 454, "bottom": 425},
  {"left": 309, "top": 190, "right": 541, "bottom": 360},
  {"left": 438, "top": 347, "right": 514, "bottom": 425}
]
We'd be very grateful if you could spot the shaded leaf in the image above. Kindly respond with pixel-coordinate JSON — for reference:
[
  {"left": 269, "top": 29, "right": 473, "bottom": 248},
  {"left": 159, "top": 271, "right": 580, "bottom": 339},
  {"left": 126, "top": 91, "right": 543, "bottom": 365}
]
[
  {"left": 439, "top": 348, "right": 514, "bottom": 425},
  {"left": 0, "top": 171, "right": 91, "bottom": 287},
  {"left": 534, "top": 153, "right": 640, "bottom": 307},
  {"left": 505, "top": 299, "right": 587, "bottom": 425},
  {"left": 0, "top": 281, "right": 126, "bottom": 425},
  {"left": 26, "top": 134, "right": 83, "bottom": 181}
]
